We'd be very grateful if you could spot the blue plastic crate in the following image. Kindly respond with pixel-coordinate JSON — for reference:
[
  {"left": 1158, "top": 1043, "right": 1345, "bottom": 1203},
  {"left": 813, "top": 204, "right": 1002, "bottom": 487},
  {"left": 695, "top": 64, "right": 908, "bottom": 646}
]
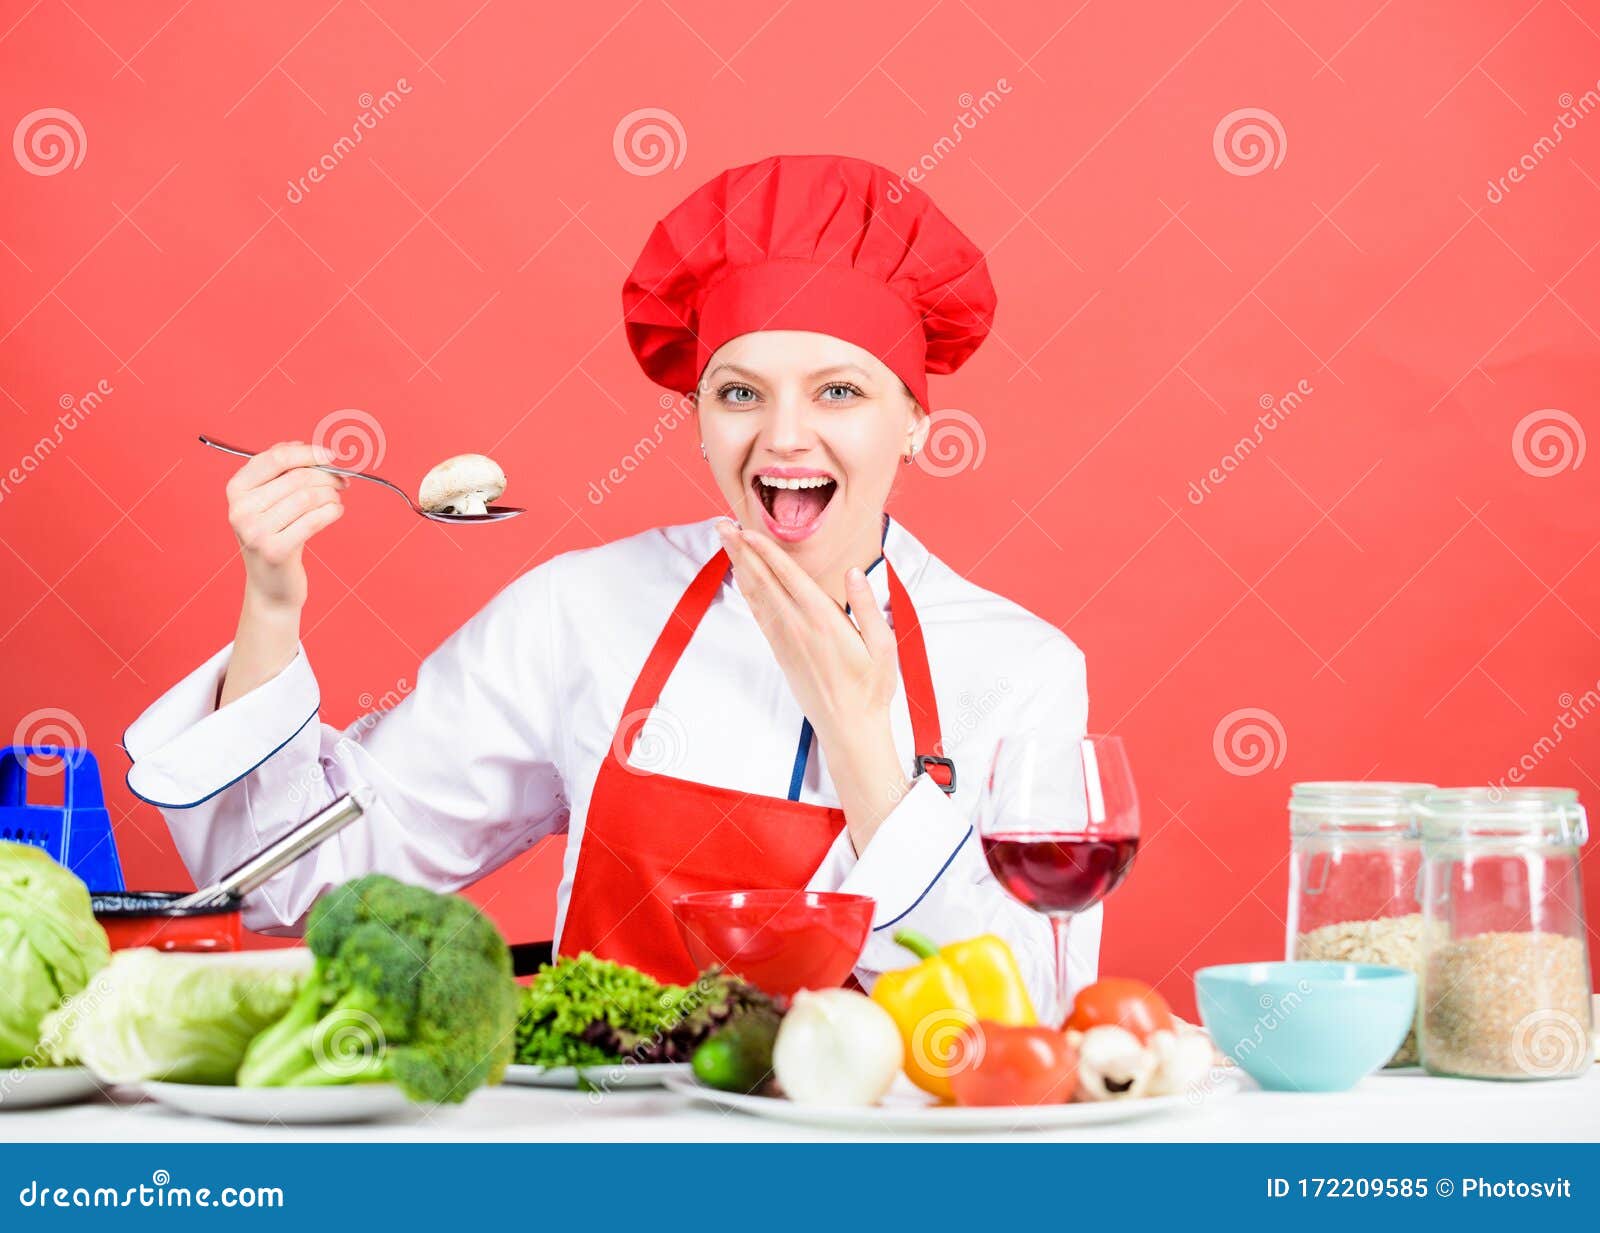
[{"left": 0, "top": 745, "right": 124, "bottom": 891}]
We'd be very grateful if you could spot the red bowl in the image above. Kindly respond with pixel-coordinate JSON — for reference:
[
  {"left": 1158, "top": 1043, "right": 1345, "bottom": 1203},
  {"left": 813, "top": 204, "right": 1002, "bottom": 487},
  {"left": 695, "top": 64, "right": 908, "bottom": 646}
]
[{"left": 671, "top": 890, "right": 875, "bottom": 997}]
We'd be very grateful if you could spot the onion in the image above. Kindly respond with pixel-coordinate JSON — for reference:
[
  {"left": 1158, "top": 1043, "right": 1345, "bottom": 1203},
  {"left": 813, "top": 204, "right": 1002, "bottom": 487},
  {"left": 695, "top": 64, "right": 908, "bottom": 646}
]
[{"left": 772, "top": 989, "right": 903, "bottom": 1106}]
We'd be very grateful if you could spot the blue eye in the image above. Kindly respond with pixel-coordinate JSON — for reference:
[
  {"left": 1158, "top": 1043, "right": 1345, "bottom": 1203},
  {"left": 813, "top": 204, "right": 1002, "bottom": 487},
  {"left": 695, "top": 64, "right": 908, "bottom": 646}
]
[
  {"left": 820, "top": 382, "right": 863, "bottom": 402},
  {"left": 717, "top": 384, "right": 758, "bottom": 406}
]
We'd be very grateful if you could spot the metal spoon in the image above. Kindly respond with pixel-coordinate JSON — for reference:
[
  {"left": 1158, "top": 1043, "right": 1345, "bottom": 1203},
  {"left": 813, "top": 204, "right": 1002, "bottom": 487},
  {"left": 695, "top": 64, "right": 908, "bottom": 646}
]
[
  {"left": 167, "top": 789, "right": 374, "bottom": 911},
  {"left": 198, "top": 434, "right": 524, "bottom": 523}
]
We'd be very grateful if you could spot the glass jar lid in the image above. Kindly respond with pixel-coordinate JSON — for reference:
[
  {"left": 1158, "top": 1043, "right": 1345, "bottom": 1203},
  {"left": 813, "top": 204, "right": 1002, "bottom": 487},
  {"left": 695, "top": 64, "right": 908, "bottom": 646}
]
[
  {"left": 1418, "top": 787, "right": 1587, "bottom": 847},
  {"left": 1288, "top": 781, "right": 1434, "bottom": 836}
]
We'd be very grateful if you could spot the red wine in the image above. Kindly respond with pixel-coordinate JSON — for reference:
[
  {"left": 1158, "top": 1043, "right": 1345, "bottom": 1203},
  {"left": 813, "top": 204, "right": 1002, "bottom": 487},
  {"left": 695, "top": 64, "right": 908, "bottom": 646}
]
[{"left": 982, "top": 833, "right": 1139, "bottom": 914}]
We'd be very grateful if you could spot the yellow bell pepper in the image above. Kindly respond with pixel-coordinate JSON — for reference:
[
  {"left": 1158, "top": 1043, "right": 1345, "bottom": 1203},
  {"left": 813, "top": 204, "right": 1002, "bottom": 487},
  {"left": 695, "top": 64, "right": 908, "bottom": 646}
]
[{"left": 870, "top": 929, "right": 1037, "bottom": 1100}]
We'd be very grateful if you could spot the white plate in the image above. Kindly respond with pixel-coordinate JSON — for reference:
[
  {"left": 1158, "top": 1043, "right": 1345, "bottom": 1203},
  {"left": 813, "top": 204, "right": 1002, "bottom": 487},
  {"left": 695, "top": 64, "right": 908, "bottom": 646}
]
[
  {"left": 0, "top": 1065, "right": 105, "bottom": 1110},
  {"left": 141, "top": 1081, "right": 418, "bottom": 1125},
  {"left": 503, "top": 1062, "right": 691, "bottom": 1090},
  {"left": 664, "top": 1073, "right": 1222, "bottom": 1132}
]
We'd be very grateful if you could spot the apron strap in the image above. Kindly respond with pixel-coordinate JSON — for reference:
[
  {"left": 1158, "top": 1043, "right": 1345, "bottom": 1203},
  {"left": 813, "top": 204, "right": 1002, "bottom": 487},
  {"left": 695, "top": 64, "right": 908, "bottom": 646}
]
[
  {"left": 609, "top": 548, "right": 951, "bottom": 791},
  {"left": 885, "top": 561, "right": 953, "bottom": 793},
  {"left": 610, "top": 548, "right": 730, "bottom": 766}
]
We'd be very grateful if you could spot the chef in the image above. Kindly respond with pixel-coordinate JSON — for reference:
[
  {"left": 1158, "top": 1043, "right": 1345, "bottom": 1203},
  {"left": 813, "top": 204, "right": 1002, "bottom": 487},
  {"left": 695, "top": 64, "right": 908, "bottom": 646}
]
[{"left": 123, "top": 153, "right": 1100, "bottom": 1018}]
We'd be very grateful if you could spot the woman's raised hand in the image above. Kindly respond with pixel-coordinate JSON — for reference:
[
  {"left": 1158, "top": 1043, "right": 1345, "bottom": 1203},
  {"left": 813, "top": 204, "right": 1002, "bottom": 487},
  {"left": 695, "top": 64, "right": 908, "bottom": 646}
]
[
  {"left": 225, "top": 441, "right": 348, "bottom": 613},
  {"left": 217, "top": 441, "right": 348, "bottom": 709},
  {"left": 716, "top": 520, "right": 910, "bottom": 849}
]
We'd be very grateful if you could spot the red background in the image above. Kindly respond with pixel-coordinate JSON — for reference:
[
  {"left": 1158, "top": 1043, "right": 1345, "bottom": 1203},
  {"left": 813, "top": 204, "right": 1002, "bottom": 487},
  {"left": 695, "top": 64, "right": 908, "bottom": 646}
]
[{"left": 2, "top": 1, "right": 1597, "bottom": 1015}]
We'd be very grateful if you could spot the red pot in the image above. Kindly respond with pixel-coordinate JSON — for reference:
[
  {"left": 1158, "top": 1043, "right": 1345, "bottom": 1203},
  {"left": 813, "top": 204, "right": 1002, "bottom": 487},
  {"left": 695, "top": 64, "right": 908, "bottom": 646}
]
[{"left": 91, "top": 891, "right": 243, "bottom": 953}]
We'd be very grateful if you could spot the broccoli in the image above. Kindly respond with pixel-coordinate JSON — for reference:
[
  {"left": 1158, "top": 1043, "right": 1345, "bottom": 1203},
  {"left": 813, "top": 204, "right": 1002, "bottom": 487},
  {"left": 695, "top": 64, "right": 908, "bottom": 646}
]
[{"left": 236, "top": 875, "right": 518, "bottom": 1103}]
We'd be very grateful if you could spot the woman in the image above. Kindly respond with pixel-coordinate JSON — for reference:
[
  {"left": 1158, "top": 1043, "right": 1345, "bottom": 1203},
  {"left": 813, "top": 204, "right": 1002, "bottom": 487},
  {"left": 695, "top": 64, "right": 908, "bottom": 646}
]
[{"left": 124, "top": 154, "right": 1098, "bottom": 1016}]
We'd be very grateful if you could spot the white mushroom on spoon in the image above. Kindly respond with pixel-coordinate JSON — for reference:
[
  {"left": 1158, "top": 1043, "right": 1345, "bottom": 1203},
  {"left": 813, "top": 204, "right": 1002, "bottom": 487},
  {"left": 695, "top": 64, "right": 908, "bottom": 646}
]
[{"left": 418, "top": 454, "right": 507, "bottom": 517}]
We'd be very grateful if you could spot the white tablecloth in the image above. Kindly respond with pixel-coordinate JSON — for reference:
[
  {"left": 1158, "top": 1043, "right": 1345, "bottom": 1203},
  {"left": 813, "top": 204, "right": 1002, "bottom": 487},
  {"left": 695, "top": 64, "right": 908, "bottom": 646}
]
[{"left": 3, "top": 1069, "right": 1595, "bottom": 1143}]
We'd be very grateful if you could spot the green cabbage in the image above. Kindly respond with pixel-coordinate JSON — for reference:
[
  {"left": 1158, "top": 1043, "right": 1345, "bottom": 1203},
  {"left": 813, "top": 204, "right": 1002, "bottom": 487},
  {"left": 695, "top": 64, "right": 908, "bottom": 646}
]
[
  {"left": 42, "top": 948, "right": 314, "bottom": 1084},
  {"left": 0, "top": 841, "right": 110, "bottom": 1066}
]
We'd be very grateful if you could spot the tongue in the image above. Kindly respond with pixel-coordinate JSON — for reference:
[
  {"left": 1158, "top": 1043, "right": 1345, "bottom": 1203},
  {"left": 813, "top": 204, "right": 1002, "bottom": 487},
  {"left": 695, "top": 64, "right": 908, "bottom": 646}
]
[{"left": 771, "top": 485, "right": 830, "bottom": 528}]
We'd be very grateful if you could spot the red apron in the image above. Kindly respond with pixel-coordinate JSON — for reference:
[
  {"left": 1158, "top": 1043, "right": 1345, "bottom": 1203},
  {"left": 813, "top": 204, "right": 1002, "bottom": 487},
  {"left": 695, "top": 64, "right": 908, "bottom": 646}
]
[{"left": 558, "top": 547, "right": 954, "bottom": 983}]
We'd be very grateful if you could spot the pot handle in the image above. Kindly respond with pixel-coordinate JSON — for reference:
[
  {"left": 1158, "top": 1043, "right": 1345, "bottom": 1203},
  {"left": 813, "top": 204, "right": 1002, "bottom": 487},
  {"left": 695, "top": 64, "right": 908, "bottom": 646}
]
[{"left": 168, "top": 787, "right": 375, "bottom": 910}]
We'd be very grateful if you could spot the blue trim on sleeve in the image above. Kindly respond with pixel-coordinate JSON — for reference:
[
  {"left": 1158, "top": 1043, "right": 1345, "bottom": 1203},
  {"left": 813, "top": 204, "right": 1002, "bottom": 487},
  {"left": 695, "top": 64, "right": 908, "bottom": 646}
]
[
  {"left": 123, "top": 703, "right": 321, "bottom": 810},
  {"left": 871, "top": 824, "right": 974, "bottom": 932}
]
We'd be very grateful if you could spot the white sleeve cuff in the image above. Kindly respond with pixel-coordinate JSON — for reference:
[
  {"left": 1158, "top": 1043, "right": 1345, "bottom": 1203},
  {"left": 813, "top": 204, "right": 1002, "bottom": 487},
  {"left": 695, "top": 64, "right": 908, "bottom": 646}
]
[
  {"left": 123, "top": 641, "right": 320, "bottom": 809},
  {"left": 829, "top": 774, "right": 973, "bottom": 931}
]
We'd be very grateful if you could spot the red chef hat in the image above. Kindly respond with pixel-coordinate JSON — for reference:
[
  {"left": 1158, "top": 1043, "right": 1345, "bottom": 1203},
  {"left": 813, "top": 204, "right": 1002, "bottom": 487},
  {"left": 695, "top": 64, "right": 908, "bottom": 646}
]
[{"left": 621, "top": 153, "right": 997, "bottom": 410}]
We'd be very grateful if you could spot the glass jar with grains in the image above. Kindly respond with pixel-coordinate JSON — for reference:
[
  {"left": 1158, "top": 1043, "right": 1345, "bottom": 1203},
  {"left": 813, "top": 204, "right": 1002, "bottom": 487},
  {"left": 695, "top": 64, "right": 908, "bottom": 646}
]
[
  {"left": 1418, "top": 788, "right": 1593, "bottom": 1081},
  {"left": 1286, "top": 782, "right": 1434, "bottom": 1066}
]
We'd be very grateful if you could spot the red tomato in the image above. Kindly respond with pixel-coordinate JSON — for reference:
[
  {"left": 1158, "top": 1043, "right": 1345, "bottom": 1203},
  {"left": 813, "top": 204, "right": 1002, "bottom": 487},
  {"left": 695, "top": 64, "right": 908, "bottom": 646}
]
[
  {"left": 1064, "top": 978, "right": 1175, "bottom": 1042},
  {"left": 948, "top": 1022, "right": 1079, "bottom": 1107}
]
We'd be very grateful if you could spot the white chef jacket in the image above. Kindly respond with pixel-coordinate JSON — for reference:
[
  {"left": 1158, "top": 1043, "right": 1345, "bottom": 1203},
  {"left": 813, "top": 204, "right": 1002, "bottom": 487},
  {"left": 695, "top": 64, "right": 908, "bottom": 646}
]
[{"left": 123, "top": 516, "right": 1100, "bottom": 1018}]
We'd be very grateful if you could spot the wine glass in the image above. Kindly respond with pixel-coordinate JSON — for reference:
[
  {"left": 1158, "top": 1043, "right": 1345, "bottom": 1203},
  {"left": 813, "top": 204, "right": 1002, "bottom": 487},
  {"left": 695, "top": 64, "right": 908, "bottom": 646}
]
[{"left": 979, "top": 732, "right": 1141, "bottom": 1023}]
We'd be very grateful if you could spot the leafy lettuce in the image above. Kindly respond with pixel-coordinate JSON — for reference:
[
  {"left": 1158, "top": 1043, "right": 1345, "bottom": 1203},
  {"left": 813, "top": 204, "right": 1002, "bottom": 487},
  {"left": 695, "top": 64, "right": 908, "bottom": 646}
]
[{"left": 0, "top": 842, "right": 110, "bottom": 1067}]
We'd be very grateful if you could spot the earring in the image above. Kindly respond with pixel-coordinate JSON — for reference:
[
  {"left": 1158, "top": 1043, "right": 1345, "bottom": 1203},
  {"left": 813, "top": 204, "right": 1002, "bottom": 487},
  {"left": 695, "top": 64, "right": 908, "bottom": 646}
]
[
  {"left": 903, "top": 444, "right": 916, "bottom": 464},
  {"left": 699, "top": 442, "right": 707, "bottom": 461}
]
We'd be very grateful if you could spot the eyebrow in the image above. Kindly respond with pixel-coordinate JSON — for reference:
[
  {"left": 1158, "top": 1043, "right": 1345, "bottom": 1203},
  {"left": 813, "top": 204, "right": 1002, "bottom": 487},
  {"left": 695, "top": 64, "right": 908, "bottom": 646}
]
[{"left": 702, "top": 362, "right": 876, "bottom": 385}]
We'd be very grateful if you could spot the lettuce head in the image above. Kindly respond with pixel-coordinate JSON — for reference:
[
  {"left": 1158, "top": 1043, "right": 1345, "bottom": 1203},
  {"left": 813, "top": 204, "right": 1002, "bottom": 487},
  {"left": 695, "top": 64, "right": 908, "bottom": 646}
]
[
  {"left": 42, "top": 947, "right": 315, "bottom": 1084},
  {"left": 0, "top": 841, "right": 110, "bottom": 1066}
]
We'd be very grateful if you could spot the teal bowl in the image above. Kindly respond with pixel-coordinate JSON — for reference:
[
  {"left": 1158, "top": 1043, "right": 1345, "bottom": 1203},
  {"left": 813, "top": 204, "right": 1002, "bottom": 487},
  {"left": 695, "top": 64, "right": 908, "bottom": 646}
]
[{"left": 1195, "top": 961, "right": 1416, "bottom": 1092}]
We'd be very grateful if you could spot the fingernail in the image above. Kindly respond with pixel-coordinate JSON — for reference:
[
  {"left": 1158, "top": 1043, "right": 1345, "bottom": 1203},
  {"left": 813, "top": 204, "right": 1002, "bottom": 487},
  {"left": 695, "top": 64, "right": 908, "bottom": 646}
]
[{"left": 848, "top": 567, "right": 866, "bottom": 584}]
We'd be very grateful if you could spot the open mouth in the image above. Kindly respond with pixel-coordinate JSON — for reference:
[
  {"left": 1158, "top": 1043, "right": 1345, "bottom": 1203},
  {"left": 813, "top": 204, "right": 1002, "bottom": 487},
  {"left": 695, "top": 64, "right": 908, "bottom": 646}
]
[{"left": 752, "top": 471, "right": 838, "bottom": 543}]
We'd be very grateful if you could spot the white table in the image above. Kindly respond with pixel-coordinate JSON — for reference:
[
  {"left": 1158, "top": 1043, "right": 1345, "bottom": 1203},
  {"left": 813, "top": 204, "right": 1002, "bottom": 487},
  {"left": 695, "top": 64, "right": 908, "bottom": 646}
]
[{"left": 3, "top": 1069, "right": 1595, "bottom": 1143}]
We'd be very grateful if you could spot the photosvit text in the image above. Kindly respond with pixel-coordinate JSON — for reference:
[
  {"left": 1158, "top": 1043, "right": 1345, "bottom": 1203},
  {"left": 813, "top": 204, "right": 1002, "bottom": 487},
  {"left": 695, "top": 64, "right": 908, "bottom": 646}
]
[{"left": 1265, "top": 1176, "right": 1573, "bottom": 1199}]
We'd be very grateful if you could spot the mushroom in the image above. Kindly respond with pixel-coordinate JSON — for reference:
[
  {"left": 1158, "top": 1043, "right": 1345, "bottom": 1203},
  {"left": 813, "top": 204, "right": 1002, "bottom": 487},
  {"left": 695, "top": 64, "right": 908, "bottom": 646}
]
[
  {"left": 418, "top": 454, "right": 506, "bottom": 516},
  {"left": 1068, "top": 1025, "right": 1156, "bottom": 1100},
  {"left": 1145, "top": 1024, "right": 1218, "bottom": 1097}
]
